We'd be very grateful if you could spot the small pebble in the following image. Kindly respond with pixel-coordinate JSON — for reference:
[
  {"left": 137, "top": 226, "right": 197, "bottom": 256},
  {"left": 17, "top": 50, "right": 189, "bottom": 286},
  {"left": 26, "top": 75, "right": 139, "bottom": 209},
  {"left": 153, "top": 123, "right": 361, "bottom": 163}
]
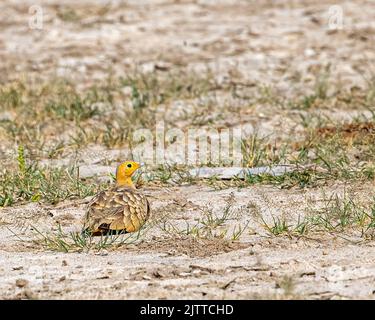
[
  {"left": 178, "top": 272, "right": 191, "bottom": 277},
  {"left": 12, "top": 266, "right": 23, "bottom": 271},
  {"left": 95, "top": 250, "right": 109, "bottom": 256}
]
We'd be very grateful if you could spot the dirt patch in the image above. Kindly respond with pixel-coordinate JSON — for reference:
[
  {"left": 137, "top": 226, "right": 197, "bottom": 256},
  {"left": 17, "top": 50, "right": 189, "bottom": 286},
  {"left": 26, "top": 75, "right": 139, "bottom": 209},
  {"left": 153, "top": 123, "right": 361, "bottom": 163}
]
[
  {"left": 132, "top": 236, "right": 250, "bottom": 258},
  {"left": 316, "top": 122, "right": 375, "bottom": 140},
  {"left": 1, "top": 183, "right": 375, "bottom": 299}
]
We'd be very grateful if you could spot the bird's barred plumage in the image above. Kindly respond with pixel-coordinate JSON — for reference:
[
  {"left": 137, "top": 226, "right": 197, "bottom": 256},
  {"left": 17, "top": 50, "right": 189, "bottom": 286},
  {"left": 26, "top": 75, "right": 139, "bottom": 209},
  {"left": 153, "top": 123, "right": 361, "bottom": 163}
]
[{"left": 84, "top": 185, "right": 150, "bottom": 235}]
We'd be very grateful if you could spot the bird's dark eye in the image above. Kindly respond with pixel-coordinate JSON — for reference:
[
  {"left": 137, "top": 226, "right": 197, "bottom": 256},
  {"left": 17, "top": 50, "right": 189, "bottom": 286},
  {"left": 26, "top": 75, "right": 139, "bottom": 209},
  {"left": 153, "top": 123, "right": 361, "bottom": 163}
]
[{"left": 127, "top": 163, "right": 132, "bottom": 168}]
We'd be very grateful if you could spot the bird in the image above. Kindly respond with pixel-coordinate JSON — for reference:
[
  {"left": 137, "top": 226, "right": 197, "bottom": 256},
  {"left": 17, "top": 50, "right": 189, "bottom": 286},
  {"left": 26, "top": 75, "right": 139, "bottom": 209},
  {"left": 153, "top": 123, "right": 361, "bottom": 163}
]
[{"left": 83, "top": 161, "right": 150, "bottom": 236}]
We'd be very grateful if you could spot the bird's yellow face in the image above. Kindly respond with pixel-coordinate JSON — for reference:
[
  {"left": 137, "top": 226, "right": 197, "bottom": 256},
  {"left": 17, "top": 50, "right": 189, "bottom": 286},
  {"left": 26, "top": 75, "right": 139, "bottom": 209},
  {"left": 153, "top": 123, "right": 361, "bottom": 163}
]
[{"left": 116, "top": 161, "right": 141, "bottom": 187}]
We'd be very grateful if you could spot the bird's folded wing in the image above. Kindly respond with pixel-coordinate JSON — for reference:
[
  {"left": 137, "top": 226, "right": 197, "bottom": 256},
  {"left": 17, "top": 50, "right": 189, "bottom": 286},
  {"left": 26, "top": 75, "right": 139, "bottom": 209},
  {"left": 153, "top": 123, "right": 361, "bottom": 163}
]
[{"left": 84, "top": 189, "right": 148, "bottom": 233}]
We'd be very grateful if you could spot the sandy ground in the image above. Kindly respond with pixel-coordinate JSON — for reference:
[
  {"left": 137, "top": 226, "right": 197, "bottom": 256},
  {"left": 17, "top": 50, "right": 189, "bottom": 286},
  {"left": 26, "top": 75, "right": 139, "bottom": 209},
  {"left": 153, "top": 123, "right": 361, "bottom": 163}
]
[
  {"left": 1, "top": 0, "right": 374, "bottom": 88},
  {"left": 1, "top": 0, "right": 375, "bottom": 299},
  {"left": 2, "top": 182, "right": 375, "bottom": 299}
]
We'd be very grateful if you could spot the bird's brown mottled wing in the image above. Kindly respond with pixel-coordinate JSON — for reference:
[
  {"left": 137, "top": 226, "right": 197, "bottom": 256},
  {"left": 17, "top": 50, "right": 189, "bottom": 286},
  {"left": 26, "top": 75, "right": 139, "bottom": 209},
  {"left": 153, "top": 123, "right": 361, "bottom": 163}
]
[{"left": 84, "top": 186, "right": 150, "bottom": 235}]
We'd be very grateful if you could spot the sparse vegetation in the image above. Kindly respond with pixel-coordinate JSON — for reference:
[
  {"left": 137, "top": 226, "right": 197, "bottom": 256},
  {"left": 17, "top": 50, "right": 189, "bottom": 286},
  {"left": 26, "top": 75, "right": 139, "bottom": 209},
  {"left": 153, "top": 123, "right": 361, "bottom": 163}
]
[
  {"left": 260, "top": 192, "right": 375, "bottom": 240},
  {"left": 0, "top": 145, "right": 107, "bottom": 206},
  {"left": 0, "top": 70, "right": 220, "bottom": 160},
  {"left": 30, "top": 224, "right": 145, "bottom": 253},
  {"left": 160, "top": 195, "right": 250, "bottom": 241}
]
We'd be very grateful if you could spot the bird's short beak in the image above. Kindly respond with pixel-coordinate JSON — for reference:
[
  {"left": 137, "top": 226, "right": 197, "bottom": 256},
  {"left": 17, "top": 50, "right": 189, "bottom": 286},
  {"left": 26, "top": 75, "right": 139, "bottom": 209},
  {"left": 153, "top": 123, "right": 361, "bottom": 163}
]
[{"left": 139, "top": 162, "right": 145, "bottom": 167}]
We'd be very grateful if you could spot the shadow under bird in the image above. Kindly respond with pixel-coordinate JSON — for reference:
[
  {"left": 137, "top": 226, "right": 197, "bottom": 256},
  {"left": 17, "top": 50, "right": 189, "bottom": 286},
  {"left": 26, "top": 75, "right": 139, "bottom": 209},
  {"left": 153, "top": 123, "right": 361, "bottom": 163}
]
[{"left": 83, "top": 161, "right": 150, "bottom": 236}]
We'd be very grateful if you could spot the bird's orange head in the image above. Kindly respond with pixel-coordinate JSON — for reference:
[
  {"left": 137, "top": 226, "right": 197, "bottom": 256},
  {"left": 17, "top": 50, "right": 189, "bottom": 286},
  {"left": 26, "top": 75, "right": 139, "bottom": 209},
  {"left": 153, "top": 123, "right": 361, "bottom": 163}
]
[{"left": 116, "top": 161, "right": 141, "bottom": 187}]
